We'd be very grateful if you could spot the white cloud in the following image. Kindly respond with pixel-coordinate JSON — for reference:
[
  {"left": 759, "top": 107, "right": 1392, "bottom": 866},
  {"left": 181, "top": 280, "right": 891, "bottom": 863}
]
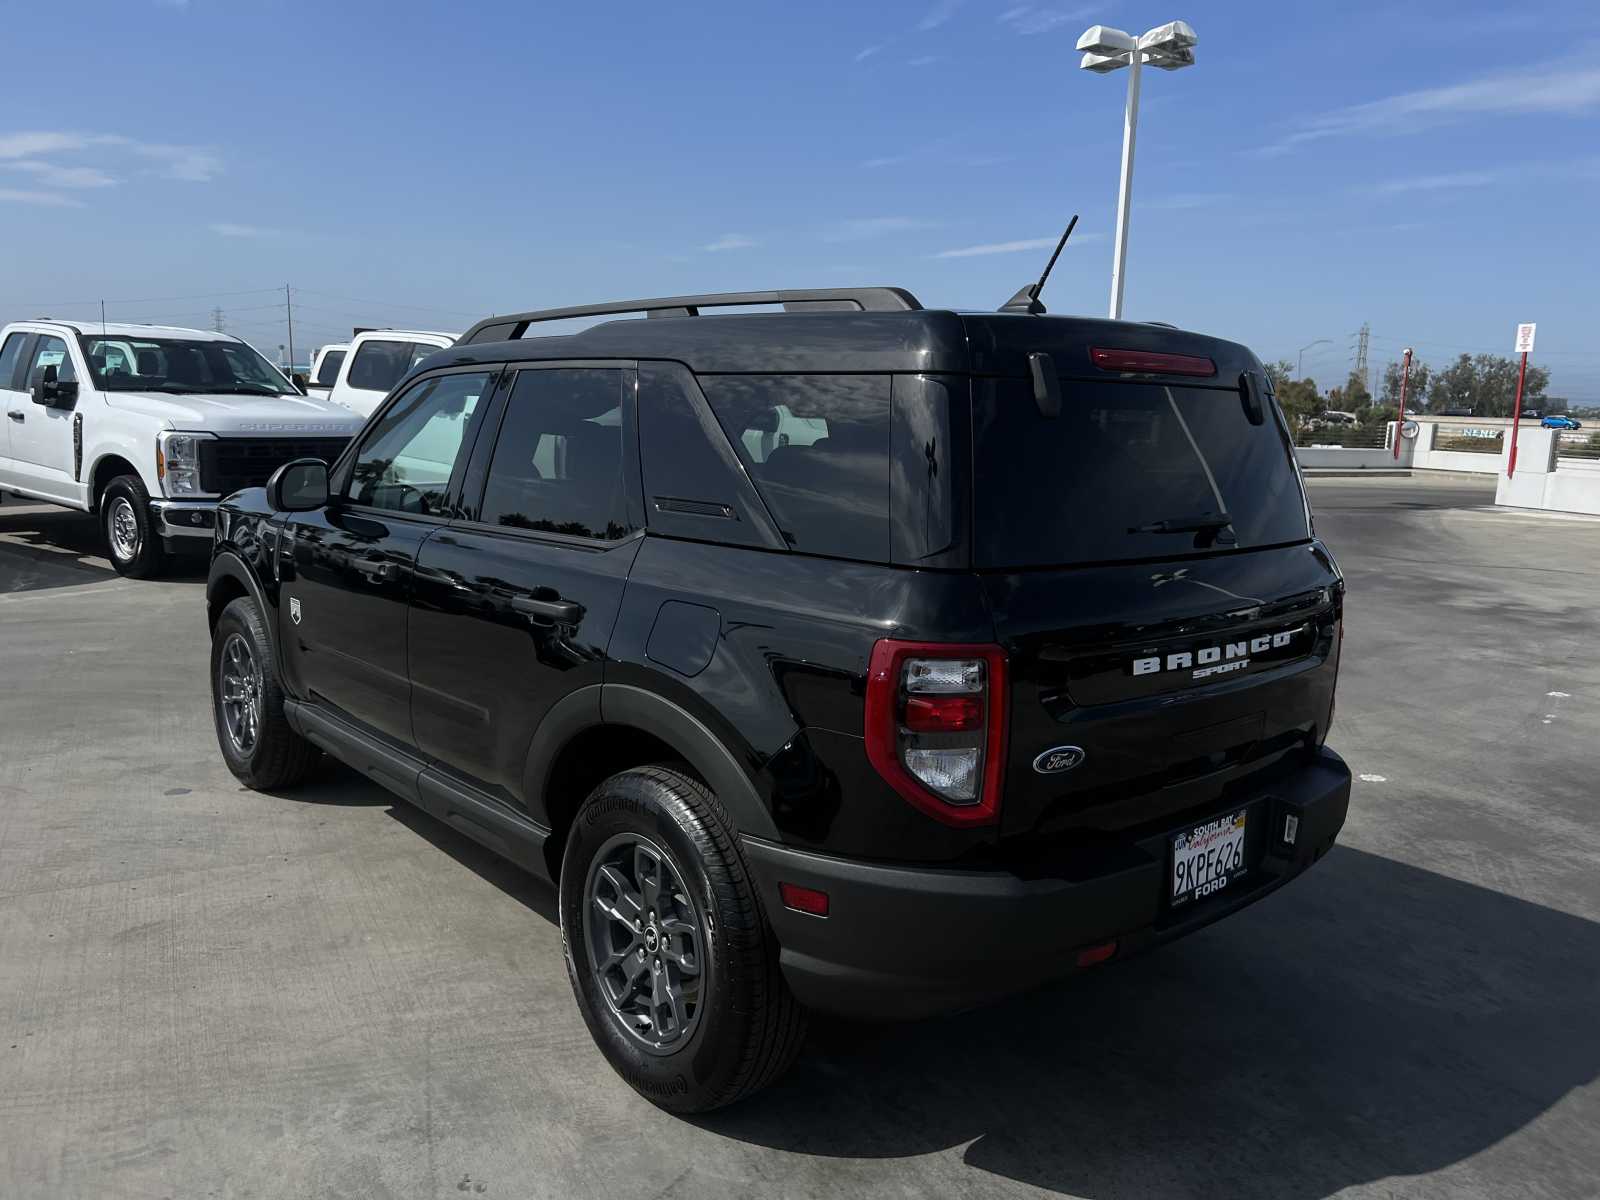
[
  {"left": 5, "top": 160, "right": 117, "bottom": 188},
  {"left": 0, "top": 130, "right": 220, "bottom": 183},
  {"left": 0, "top": 188, "right": 85, "bottom": 208},
  {"left": 917, "top": 0, "right": 963, "bottom": 31},
  {"left": 822, "top": 216, "right": 940, "bottom": 242},
  {"left": 1000, "top": 5, "right": 1098, "bottom": 35},
  {"left": 703, "top": 233, "right": 758, "bottom": 252},
  {"left": 933, "top": 232, "right": 1101, "bottom": 258},
  {"left": 854, "top": 45, "right": 883, "bottom": 63},
  {"left": 210, "top": 222, "right": 279, "bottom": 238},
  {"left": 1369, "top": 171, "right": 1500, "bottom": 195},
  {"left": 908, "top": 54, "right": 943, "bottom": 67},
  {"left": 1261, "top": 58, "right": 1600, "bottom": 154}
]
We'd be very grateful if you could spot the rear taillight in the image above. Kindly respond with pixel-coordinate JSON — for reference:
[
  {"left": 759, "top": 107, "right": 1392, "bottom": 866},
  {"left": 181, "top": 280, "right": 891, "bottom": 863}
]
[
  {"left": 864, "top": 640, "right": 1008, "bottom": 827},
  {"left": 1089, "top": 346, "right": 1216, "bottom": 377}
]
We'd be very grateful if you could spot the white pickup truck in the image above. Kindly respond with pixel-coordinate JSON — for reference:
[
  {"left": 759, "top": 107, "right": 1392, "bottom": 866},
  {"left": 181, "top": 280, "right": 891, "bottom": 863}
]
[
  {"left": 304, "top": 342, "right": 350, "bottom": 402},
  {"left": 0, "top": 319, "right": 362, "bottom": 578},
  {"left": 324, "top": 328, "right": 455, "bottom": 417}
]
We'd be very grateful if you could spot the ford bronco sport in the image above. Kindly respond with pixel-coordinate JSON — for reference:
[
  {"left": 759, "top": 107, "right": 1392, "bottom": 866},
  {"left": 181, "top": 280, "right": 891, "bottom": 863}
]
[{"left": 205, "top": 286, "right": 1350, "bottom": 1112}]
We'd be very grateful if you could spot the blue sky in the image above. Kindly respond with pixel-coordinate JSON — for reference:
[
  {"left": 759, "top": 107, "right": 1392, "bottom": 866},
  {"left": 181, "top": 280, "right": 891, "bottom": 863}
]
[{"left": 3, "top": 0, "right": 1598, "bottom": 399}]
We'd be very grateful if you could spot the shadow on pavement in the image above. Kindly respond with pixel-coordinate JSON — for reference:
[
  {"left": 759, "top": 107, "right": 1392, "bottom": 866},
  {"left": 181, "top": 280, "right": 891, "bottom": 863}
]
[
  {"left": 0, "top": 503, "right": 207, "bottom": 594},
  {"left": 701, "top": 846, "right": 1600, "bottom": 1198}
]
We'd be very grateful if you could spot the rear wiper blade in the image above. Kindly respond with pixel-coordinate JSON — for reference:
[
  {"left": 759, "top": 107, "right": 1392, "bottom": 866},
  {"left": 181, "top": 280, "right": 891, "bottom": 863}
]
[{"left": 1130, "top": 514, "right": 1233, "bottom": 534}]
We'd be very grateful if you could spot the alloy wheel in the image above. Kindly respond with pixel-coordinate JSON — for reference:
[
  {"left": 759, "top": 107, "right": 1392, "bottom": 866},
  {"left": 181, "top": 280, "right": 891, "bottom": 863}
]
[{"left": 218, "top": 633, "right": 263, "bottom": 756}]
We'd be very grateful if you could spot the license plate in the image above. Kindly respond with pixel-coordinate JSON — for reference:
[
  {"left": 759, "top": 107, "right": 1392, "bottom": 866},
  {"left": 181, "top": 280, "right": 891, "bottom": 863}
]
[{"left": 1170, "top": 809, "right": 1248, "bottom": 905}]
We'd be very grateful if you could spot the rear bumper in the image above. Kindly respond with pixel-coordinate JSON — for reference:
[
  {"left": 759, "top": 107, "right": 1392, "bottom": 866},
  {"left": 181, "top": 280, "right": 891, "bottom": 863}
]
[{"left": 742, "top": 746, "right": 1351, "bottom": 1021}]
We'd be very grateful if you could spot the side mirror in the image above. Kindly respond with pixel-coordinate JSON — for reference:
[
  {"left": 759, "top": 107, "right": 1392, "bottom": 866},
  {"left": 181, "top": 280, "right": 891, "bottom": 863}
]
[
  {"left": 266, "top": 458, "right": 330, "bottom": 512},
  {"left": 290, "top": 373, "right": 309, "bottom": 395},
  {"left": 31, "top": 365, "right": 77, "bottom": 408}
]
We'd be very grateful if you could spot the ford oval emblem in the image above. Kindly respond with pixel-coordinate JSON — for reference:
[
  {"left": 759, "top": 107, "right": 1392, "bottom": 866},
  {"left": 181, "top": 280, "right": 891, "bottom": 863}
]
[{"left": 1033, "top": 745, "right": 1085, "bottom": 774}]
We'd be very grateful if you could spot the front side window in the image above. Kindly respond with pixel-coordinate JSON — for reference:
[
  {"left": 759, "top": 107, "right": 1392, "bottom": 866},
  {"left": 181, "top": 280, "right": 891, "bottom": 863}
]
[
  {"left": 701, "top": 374, "right": 891, "bottom": 561},
  {"left": 347, "top": 371, "right": 492, "bottom": 514},
  {"left": 80, "top": 336, "right": 288, "bottom": 394},
  {"left": 28, "top": 336, "right": 76, "bottom": 384},
  {"left": 346, "top": 339, "right": 444, "bottom": 393},
  {"left": 478, "top": 368, "right": 631, "bottom": 540},
  {"left": 313, "top": 349, "right": 346, "bottom": 386}
]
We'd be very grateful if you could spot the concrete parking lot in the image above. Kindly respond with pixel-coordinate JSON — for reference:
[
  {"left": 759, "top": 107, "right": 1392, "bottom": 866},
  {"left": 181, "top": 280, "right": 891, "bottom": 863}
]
[{"left": 2, "top": 474, "right": 1597, "bottom": 1199}]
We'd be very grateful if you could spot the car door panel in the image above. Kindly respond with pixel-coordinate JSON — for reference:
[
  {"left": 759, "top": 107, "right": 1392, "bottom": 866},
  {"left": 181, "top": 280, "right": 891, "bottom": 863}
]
[{"left": 7, "top": 334, "right": 80, "bottom": 501}]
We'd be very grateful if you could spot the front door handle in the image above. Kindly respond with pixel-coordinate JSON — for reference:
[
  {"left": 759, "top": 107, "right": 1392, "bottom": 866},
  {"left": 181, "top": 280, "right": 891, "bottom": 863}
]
[
  {"left": 511, "top": 595, "right": 582, "bottom": 624},
  {"left": 6, "top": 411, "right": 22, "bottom": 422},
  {"left": 352, "top": 557, "right": 399, "bottom": 582}
]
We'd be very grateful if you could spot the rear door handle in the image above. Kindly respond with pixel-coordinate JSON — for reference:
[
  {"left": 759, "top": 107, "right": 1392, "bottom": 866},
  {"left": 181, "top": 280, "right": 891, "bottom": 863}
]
[
  {"left": 352, "top": 557, "right": 400, "bottom": 582},
  {"left": 511, "top": 595, "right": 582, "bottom": 624}
]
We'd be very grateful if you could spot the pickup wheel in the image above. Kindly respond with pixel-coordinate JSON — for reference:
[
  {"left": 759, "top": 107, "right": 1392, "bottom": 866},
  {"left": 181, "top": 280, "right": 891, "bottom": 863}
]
[
  {"left": 100, "top": 474, "right": 167, "bottom": 579},
  {"left": 559, "top": 766, "right": 807, "bottom": 1113},
  {"left": 210, "top": 596, "right": 318, "bottom": 790}
]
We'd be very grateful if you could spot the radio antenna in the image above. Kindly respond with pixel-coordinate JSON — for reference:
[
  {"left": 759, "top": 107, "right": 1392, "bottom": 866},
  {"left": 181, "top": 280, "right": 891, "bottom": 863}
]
[{"left": 999, "top": 215, "right": 1079, "bottom": 315}]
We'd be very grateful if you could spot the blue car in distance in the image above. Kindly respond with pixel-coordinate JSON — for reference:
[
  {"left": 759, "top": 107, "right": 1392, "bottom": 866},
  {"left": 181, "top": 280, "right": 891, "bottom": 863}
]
[{"left": 1542, "top": 415, "right": 1583, "bottom": 430}]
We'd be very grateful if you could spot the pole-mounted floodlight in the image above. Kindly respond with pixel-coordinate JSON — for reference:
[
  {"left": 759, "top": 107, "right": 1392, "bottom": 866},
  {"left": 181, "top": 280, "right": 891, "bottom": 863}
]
[{"left": 1077, "top": 19, "right": 1198, "bottom": 320}]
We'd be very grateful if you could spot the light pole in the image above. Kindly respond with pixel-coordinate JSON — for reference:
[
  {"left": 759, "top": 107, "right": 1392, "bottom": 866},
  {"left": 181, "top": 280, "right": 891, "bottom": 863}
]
[
  {"left": 1077, "top": 20, "right": 1198, "bottom": 320},
  {"left": 1297, "top": 339, "right": 1331, "bottom": 378}
]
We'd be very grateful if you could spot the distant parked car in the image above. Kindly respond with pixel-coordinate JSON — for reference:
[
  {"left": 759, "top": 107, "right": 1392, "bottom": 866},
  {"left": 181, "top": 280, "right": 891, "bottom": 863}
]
[
  {"left": 324, "top": 328, "right": 456, "bottom": 417},
  {"left": 1541, "top": 415, "right": 1582, "bottom": 430},
  {"left": 305, "top": 342, "right": 349, "bottom": 402}
]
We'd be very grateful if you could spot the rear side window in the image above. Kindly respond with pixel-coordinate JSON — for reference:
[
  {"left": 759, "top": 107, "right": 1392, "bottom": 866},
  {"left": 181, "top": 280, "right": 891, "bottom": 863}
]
[
  {"left": 479, "top": 368, "right": 633, "bottom": 541},
  {"left": 314, "top": 350, "right": 346, "bottom": 386},
  {"left": 701, "top": 374, "right": 890, "bottom": 561},
  {"left": 973, "top": 377, "right": 1309, "bottom": 567},
  {"left": 346, "top": 340, "right": 440, "bottom": 393}
]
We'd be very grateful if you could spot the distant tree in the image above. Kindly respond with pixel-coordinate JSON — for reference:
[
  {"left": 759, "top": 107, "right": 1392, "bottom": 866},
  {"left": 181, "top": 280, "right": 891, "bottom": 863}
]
[
  {"left": 1379, "top": 358, "right": 1432, "bottom": 412},
  {"left": 1275, "top": 376, "right": 1321, "bottom": 427},
  {"left": 1356, "top": 404, "right": 1399, "bottom": 427},
  {"left": 1263, "top": 360, "right": 1294, "bottom": 394},
  {"left": 1431, "top": 353, "right": 1549, "bottom": 417},
  {"left": 1325, "top": 371, "right": 1372, "bottom": 411}
]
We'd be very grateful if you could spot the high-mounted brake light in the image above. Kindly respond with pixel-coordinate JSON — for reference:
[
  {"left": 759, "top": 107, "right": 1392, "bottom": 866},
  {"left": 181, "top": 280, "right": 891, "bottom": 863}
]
[
  {"left": 1089, "top": 346, "right": 1216, "bottom": 377},
  {"left": 864, "top": 640, "right": 1008, "bottom": 828}
]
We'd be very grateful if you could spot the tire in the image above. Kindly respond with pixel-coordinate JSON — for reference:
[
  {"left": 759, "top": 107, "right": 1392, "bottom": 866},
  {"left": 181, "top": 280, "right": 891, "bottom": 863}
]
[
  {"left": 100, "top": 474, "right": 167, "bottom": 579},
  {"left": 210, "top": 596, "right": 319, "bottom": 790},
  {"left": 559, "top": 766, "right": 807, "bottom": 1113}
]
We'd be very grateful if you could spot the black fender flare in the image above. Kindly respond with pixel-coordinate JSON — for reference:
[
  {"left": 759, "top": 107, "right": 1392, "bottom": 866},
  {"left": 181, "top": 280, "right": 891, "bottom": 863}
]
[
  {"left": 521, "top": 682, "right": 781, "bottom": 843},
  {"left": 207, "top": 551, "right": 283, "bottom": 680}
]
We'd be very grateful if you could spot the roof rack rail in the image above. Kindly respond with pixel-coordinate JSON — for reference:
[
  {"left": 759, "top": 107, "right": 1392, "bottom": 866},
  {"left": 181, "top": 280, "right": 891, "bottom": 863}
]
[{"left": 458, "top": 287, "right": 921, "bottom": 345}]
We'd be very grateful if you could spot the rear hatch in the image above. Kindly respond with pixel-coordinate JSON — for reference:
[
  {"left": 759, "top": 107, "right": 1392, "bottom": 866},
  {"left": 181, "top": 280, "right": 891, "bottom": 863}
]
[{"left": 963, "top": 317, "right": 1342, "bottom": 847}]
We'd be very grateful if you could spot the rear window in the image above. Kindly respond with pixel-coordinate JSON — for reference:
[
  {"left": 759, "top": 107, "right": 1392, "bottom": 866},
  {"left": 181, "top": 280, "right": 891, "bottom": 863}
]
[
  {"left": 973, "top": 378, "right": 1308, "bottom": 567},
  {"left": 313, "top": 349, "right": 346, "bottom": 386},
  {"left": 701, "top": 374, "right": 890, "bottom": 561},
  {"left": 346, "top": 339, "right": 442, "bottom": 393}
]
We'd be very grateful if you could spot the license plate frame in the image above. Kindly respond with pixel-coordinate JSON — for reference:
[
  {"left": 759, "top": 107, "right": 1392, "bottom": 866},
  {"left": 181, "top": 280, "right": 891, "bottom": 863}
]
[{"left": 1170, "top": 808, "right": 1249, "bottom": 906}]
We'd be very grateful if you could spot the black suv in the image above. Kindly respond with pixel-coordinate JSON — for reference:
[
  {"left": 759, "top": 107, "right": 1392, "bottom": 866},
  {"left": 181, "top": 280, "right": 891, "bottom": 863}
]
[{"left": 205, "top": 287, "right": 1349, "bottom": 1111}]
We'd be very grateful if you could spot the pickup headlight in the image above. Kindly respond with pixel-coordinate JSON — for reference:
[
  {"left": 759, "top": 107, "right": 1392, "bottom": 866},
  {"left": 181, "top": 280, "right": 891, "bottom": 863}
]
[{"left": 156, "top": 431, "right": 216, "bottom": 497}]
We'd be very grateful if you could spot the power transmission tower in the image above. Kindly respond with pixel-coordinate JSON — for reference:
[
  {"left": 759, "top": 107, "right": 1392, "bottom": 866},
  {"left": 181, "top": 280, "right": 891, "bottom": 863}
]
[
  {"left": 1354, "top": 322, "right": 1370, "bottom": 395},
  {"left": 211, "top": 306, "right": 226, "bottom": 333}
]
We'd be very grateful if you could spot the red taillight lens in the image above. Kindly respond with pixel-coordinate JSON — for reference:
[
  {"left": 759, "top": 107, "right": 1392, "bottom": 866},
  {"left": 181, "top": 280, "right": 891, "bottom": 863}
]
[
  {"left": 1089, "top": 346, "right": 1216, "bottom": 377},
  {"left": 864, "top": 639, "right": 1008, "bottom": 828},
  {"left": 903, "top": 695, "right": 983, "bottom": 732}
]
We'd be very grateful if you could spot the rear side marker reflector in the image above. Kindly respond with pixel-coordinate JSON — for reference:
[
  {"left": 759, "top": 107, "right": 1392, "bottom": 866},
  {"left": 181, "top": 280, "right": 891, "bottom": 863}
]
[
  {"left": 1090, "top": 347, "right": 1216, "bottom": 377},
  {"left": 903, "top": 694, "right": 983, "bottom": 732},
  {"left": 779, "top": 883, "right": 830, "bottom": 917},
  {"left": 1075, "top": 941, "right": 1118, "bottom": 967}
]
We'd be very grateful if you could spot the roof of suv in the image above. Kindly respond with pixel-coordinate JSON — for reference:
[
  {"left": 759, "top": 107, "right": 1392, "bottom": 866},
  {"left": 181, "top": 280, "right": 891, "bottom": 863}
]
[{"left": 431, "top": 300, "right": 1261, "bottom": 380}]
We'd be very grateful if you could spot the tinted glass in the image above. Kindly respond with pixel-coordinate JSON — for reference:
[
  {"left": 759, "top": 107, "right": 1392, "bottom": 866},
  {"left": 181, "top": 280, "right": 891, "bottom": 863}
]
[
  {"left": 637, "top": 362, "right": 768, "bottom": 547},
  {"left": 313, "top": 349, "right": 346, "bottom": 385},
  {"left": 29, "top": 336, "right": 75, "bottom": 384},
  {"left": 81, "top": 336, "right": 286, "bottom": 394},
  {"left": 973, "top": 378, "right": 1310, "bottom": 567},
  {"left": 348, "top": 371, "right": 492, "bottom": 514},
  {"left": 480, "top": 368, "right": 631, "bottom": 540},
  {"left": 347, "top": 340, "right": 441, "bottom": 393},
  {"left": 701, "top": 374, "right": 890, "bottom": 561},
  {"left": 0, "top": 333, "right": 24, "bottom": 389}
]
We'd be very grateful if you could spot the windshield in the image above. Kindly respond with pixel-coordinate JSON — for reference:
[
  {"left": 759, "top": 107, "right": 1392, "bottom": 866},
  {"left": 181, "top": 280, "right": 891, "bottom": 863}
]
[
  {"left": 80, "top": 336, "right": 293, "bottom": 395},
  {"left": 973, "top": 377, "right": 1310, "bottom": 568}
]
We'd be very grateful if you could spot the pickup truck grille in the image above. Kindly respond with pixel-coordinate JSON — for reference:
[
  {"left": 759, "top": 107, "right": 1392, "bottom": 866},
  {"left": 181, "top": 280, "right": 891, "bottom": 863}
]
[{"left": 199, "top": 437, "right": 350, "bottom": 498}]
